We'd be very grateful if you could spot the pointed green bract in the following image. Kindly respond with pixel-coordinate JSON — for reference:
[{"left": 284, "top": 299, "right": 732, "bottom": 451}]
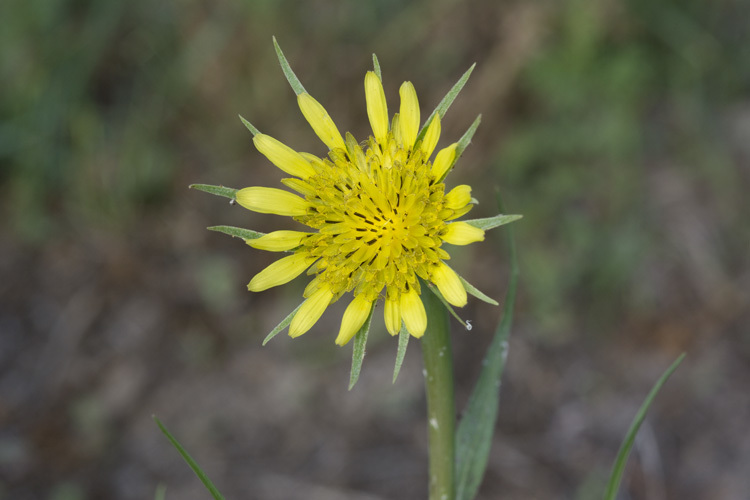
[
  {"left": 349, "top": 306, "right": 374, "bottom": 390},
  {"left": 273, "top": 36, "right": 306, "bottom": 95},
  {"left": 263, "top": 302, "right": 304, "bottom": 345},
  {"left": 417, "top": 63, "right": 476, "bottom": 143},
  {"left": 604, "top": 353, "right": 686, "bottom": 500},
  {"left": 372, "top": 53, "right": 382, "bottom": 81},
  {"left": 207, "top": 225, "right": 265, "bottom": 240},
  {"left": 238, "top": 114, "right": 260, "bottom": 136},
  {"left": 464, "top": 213, "right": 523, "bottom": 231},
  {"left": 455, "top": 198, "right": 518, "bottom": 500},
  {"left": 437, "top": 114, "right": 482, "bottom": 182},
  {"left": 190, "top": 184, "right": 238, "bottom": 200},
  {"left": 427, "top": 282, "right": 469, "bottom": 327},
  {"left": 392, "top": 323, "right": 409, "bottom": 383},
  {"left": 459, "top": 276, "right": 499, "bottom": 306},
  {"left": 154, "top": 417, "right": 226, "bottom": 500}
]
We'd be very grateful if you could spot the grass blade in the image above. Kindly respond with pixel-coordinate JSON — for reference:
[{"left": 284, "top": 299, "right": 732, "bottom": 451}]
[
  {"left": 154, "top": 417, "right": 226, "bottom": 500},
  {"left": 455, "top": 197, "right": 518, "bottom": 500},
  {"left": 349, "top": 306, "right": 374, "bottom": 390},
  {"left": 238, "top": 114, "right": 260, "bottom": 136},
  {"left": 438, "top": 115, "right": 481, "bottom": 182},
  {"left": 458, "top": 275, "right": 499, "bottom": 306},
  {"left": 372, "top": 54, "right": 382, "bottom": 81},
  {"left": 604, "top": 353, "right": 686, "bottom": 500}
]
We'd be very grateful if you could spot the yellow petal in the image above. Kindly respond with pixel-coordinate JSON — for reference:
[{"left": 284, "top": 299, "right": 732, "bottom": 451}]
[
  {"left": 431, "top": 262, "right": 467, "bottom": 307},
  {"left": 442, "top": 222, "right": 485, "bottom": 245},
  {"left": 335, "top": 294, "right": 373, "bottom": 346},
  {"left": 297, "top": 93, "right": 346, "bottom": 151},
  {"left": 400, "top": 287, "right": 426, "bottom": 338},
  {"left": 421, "top": 114, "right": 441, "bottom": 159},
  {"left": 236, "top": 187, "right": 310, "bottom": 216},
  {"left": 365, "top": 71, "right": 388, "bottom": 146},
  {"left": 444, "top": 185, "right": 472, "bottom": 210},
  {"left": 246, "top": 230, "right": 309, "bottom": 252},
  {"left": 247, "top": 252, "right": 315, "bottom": 292},
  {"left": 398, "top": 81, "right": 419, "bottom": 150},
  {"left": 384, "top": 293, "right": 401, "bottom": 336},
  {"left": 253, "top": 134, "right": 316, "bottom": 179},
  {"left": 289, "top": 286, "right": 334, "bottom": 338},
  {"left": 431, "top": 143, "right": 457, "bottom": 179}
]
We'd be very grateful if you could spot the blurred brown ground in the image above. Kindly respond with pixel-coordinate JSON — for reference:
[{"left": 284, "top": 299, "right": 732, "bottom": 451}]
[{"left": 1, "top": 0, "right": 749, "bottom": 499}]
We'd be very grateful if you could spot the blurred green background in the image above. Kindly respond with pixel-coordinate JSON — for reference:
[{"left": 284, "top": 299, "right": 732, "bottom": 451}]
[{"left": 1, "top": 0, "right": 749, "bottom": 499}]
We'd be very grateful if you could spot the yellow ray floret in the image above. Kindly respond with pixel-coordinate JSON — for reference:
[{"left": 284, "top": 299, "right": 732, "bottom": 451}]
[
  {"left": 364, "top": 71, "right": 389, "bottom": 146},
  {"left": 297, "top": 93, "right": 346, "bottom": 151},
  {"left": 248, "top": 252, "right": 315, "bottom": 292},
  {"left": 431, "top": 143, "right": 457, "bottom": 179},
  {"left": 400, "top": 287, "right": 427, "bottom": 338},
  {"left": 442, "top": 222, "right": 485, "bottom": 245},
  {"left": 289, "top": 286, "right": 334, "bottom": 338},
  {"left": 253, "top": 134, "right": 316, "bottom": 179},
  {"left": 236, "top": 187, "right": 311, "bottom": 216},
  {"left": 431, "top": 262, "right": 467, "bottom": 307},
  {"left": 384, "top": 294, "right": 401, "bottom": 336},
  {"left": 398, "top": 82, "right": 420, "bottom": 150},
  {"left": 336, "top": 294, "right": 374, "bottom": 346},
  {"left": 421, "top": 115, "right": 441, "bottom": 159},
  {"left": 444, "top": 185, "right": 472, "bottom": 210},
  {"left": 246, "top": 230, "right": 309, "bottom": 252}
]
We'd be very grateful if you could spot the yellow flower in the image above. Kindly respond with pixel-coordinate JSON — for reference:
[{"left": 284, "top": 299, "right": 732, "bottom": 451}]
[{"left": 220, "top": 46, "right": 519, "bottom": 347}]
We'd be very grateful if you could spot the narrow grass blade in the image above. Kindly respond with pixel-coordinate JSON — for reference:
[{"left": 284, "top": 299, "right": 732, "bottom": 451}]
[
  {"left": 464, "top": 214, "right": 523, "bottom": 231},
  {"left": 455, "top": 198, "right": 518, "bottom": 500},
  {"left": 273, "top": 36, "right": 306, "bottom": 95},
  {"left": 154, "top": 417, "right": 226, "bottom": 500},
  {"left": 154, "top": 483, "right": 167, "bottom": 500},
  {"left": 207, "top": 225, "right": 264, "bottom": 240},
  {"left": 417, "top": 63, "right": 476, "bottom": 142},
  {"left": 459, "top": 276, "right": 499, "bottom": 306},
  {"left": 604, "top": 353, "right": 686, "bottom": 500},
  {"left": 189, "top": 184, "right": 238, "bottom": 201},
  {"left": 238, "top": 114, "right": 260, "bottom": 136},
  {"left": 349, "top": 306, "right": 374, "bottom": 390},
  {"left": 393, "top": 323, "right": 409, "bottom": 383},
  {"left": 372, "top": 53, "right": 382, "bottom": 81},
  {"left": 438, "top": 115, "right": 481, "bottom": 182},
  {"left": 263, "top": 302, "right": 303, "bottom": 345}
]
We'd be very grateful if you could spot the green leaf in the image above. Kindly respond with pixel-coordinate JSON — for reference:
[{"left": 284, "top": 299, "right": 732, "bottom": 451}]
[
  {"left": 154, "top": 417, "right": 226, "bottom": 500},
  {"left": 189, "top": 184, "right": 238, "bottom": 200},
  {"left": 392, "top": 323, "right": 409, "bottom": 383},
  {"left": 207, "top": 225, "right": 265, "bottom": 240},
  {"left": 238, "top": 114, "right": 260, "bottom": 136},
  {"left": 459, "top": 276, "right": 499, "bottom": 306},
  {"left": 349, "top": 306, "right": 374, "bottom": 390},
  {"left": 154, "top": 483, "right": 167, "bottom": 500},
  {"left": 273, "top": 36, "right": 306, "bottom": 95},
  {"left": 372, "top": 53, "right": 382, "bottom": 81},
  {"left": 263, "top": 302, "right": 303, "bottom": 345},
  {"left": 417, "top": 63, "right": 476, "bottom": 142},
  {"left": 455, "top": 198, "right": 518, "bottom": 500},
  {"left": 604, "top": 353, "right": 686, "bottom": 500},
  {"left": 464, "top": 214, "right": 523, "bottom": 231},
  {"left": 437, "top": 115, "right": 481, "bottom": 182}
]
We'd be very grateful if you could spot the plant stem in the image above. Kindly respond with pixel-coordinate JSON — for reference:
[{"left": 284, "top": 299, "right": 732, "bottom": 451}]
[{"left": 421, "top": 286, "right": 456, "bottom": 500}]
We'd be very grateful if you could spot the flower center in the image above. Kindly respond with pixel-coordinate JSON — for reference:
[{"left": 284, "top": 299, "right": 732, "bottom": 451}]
[{"left": 295, "top": 135, "right": 452, "bottom": 302}]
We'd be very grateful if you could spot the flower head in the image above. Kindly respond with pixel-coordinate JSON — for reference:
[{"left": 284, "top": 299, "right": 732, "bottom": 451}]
[{"left": 202, "top": 43, "right": 519, "bottom": 347}]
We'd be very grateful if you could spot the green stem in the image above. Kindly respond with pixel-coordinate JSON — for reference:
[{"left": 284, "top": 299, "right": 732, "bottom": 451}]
[{"left": 421, "top": 286, "right": 456, "bottom": 500}]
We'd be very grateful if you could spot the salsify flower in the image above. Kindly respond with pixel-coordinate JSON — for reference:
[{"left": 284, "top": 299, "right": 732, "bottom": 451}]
[{"left": 197, "top": 41, "right": 519, "bottom": 348}]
